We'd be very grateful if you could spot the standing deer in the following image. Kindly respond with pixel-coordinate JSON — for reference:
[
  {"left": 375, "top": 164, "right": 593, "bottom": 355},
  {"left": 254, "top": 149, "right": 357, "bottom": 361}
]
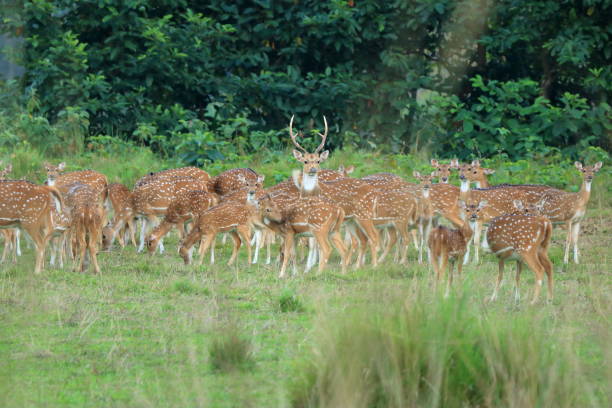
[
  {"left": 539, "top": 161, "right": 603, "bottom": 264},
  {"left": 0, "top": 180, "right": 63, "bottom": 273},
  {"left": 482, "top": 206, "right": 554, "bottom": 305},
  {"left": 288, "top": 115, "right": 381, "bottom": 267},
  {"left": 208, "top": 168, "right": 262, "bottom": 196},
  {"left": 430, "top": 159, "right": 459, "bottom": 183},
  {"left": 104, "top": 183, "right": 137, "bottom": 249},
  {"left": 428, "top": 200, "right": 486, "bottom": 297},
  {"left": 0, "top": 163, "right": 21, "bottom": 262},
  {"left": 64, "top": 183, "right": 104, "bottom": 274},
  {"left": 258, "top": 193, "right": 349, "bottom": 278},
  {"left": 44, "top": 162, "right": 108, "bottom": 201},
  {"left": 178, "top": 190, "right": 260, "bottom": 267}
]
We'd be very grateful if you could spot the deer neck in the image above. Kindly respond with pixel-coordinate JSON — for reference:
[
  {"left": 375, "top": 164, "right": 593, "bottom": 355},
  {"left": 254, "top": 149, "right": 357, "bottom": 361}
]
[
  {"left": 462, "top": 219, "right": 475, "bottom": 242},
  {"left": 293, "top": 170, "right": 320, "bottom": 197},
  {"left": 577, "top": 178, "right": 592, "bottom": 205},
  {"left": 459, "top": 179, "right": 471, "bottom": 202},
  {"left": 475, "top": 177, "right": 489, "bottom": 188}
]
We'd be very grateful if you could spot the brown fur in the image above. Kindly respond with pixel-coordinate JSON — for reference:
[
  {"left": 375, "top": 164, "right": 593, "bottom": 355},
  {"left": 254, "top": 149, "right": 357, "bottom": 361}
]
[{"left": 66, "top": 184, "right": 104, "bottom": 274}]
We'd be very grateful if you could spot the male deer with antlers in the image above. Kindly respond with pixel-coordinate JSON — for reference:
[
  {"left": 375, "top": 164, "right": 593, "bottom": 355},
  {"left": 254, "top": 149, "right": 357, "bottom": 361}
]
[{"left": 289, "top": 115, "right": 381, "bottom": 267}]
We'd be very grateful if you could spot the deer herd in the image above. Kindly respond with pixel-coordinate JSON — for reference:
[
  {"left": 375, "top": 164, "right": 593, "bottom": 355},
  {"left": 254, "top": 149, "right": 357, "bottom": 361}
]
[{"left": 0, "top": 118, "right": 604, "bottom": 305}]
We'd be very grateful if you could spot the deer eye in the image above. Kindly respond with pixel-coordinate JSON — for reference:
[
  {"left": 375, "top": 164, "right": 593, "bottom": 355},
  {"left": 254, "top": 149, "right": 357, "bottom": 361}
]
[
  {"left": 303, "top": 161, "right": 307, "bottom": 164},
  {"left": 316, "top": 160, "right": 320, "bottom": 164}
]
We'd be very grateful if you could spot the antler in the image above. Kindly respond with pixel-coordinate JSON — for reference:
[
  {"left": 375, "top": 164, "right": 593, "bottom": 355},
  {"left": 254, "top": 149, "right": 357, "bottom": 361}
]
[
  {"left": 289, "top": 115, "right": 307, "bottom": 153},
  {"left": 315, "top": 116, "right": 328, "bottom": 153}
]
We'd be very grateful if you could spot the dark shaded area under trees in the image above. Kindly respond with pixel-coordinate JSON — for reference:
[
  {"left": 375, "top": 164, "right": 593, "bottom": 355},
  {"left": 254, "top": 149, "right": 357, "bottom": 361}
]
[{"left": 1, "top": 0, "right": 610, "bottom": 161}]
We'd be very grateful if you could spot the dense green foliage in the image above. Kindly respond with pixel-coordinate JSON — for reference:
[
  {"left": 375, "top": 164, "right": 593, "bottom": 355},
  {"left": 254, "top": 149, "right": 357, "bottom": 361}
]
[{"left": 1, "top": 0, "right": 610, "bottom": 160}]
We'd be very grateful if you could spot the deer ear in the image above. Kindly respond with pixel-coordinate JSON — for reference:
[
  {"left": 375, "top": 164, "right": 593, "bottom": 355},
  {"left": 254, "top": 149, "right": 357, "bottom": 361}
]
[
  {"left": 58, "top": 162, "right": 66, "bottom": 171},
  {"left": 471, "top": 159, "right": 480, "bottom": 167},
  {"left": 574, "top": 161, "right": 583, "bottom": 170},
  {"left": 6, "top": 164, "right": 12, "bottom": 172},
  {"left": 430, "top": 159, "right": 439, "bottom": 167},
  {"left": 450, "top": 158, "right": 459, "bottom": 168},
  {"left": 478, "top": 200, "right": 488, "bottom": 209},
  {"left": 319, "top": 150, "right": 329, "bottom": 161},
  {"left": 430, "top": 171, "right": 437, "bottom": 177},
  {"left": 257, "top": 175, "right": 265, "bottom": 183},
  {"left": 293, "top": 150, "right": 303, "bottom": 161},
  {"left": 593, "top": 161, "right": 603, "bottom": 171},
  {"left": 237, "top": 175, "right": 246, "bottom": 183},
  {"left": 337, "top": 165, "right": 344, "bottom": 172},
  {"left": 513, "top": 200, "right": 524, "bottom": 210},
  {"left": 457, "top": 200, "right": 466, "bottom": 209},
  {"left": 413, "top": 171, "right": 421, "bottom": 179},
  {"left": 345, "top": 165, "right": 355, "bottom": 174},
  {"left": 483, "top": 168, "right": 495, "bottom": 175}
]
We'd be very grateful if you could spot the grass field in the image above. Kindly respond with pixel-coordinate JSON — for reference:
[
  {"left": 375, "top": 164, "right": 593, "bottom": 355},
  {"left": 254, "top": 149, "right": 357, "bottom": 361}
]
[{"left": 0, "top": 150, "right": 610, "bottom": 407}]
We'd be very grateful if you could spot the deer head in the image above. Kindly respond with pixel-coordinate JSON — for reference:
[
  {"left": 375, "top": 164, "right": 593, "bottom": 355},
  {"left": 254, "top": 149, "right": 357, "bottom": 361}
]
[
  {"left": 238, "top": 174, "right": 265, "bottom": 204},
  {"left": 44, "top": 162, "right": 66, "bottom": 186},
  {"left": 258, "top": 194, "right": 283, "bottom": 224},
  {"left": 413, "top": 171, "right": 436, "bottom": 198},
  {"left": 458, "top": 160, "right": 495, "bottom": 188},
  {"left": 458, "top": 200, "right": 487, "bottom": 226},
  {"left": 431, "top": 158, "right": 459, "bottom": 183},
  {"left": 512, "top": 200, "right": 545, "bottom": 216},
  {"left": 575, "top": 161, "right": 602, "bottom": 191},
  {"left": 289, "top": 115, "right": 329, "bottom": 176}
]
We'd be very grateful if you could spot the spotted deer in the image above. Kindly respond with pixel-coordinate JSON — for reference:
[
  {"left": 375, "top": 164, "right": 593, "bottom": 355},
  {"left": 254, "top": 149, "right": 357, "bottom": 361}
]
[
  {"left": 258, "top": 193, "right": 349, "bottom": 278},
  {"left": 130, "top": 176, "right": 209, "bottom": 252},
  {"left": 289, "top": 115, "right": 381, "bottom": 267},
  {"left": 482, "top": 206, "right": 554, "bottom": 305},
  {"left": 178, "top": 191, "right": 260, "bottom": 267},
  {"left": 0, "top": 180, "right": 64, "bottom": 273},
  {"left": 539, "top": 161, "right": 603, "bottom": 264},
  {"left": 208, "top": 168, "right": 261, "bottom": 196},
  {"left": 428, "top": 200, "right": 486, "bottom": 297},
  {"left": 64, "top": 183, "right": 104, "bottom": 274},
  {"left": 361, "top": 172, "right": 408, "bottom": 189},
  {"left": 0, "top": 163, "right": 21, "bottom": 262},
  {"left": 430, "top": 158, "right": 459, "bottom": 183},
  {"left": 135, "top": 166, "right": 211, "bottom": 189},
  {"left": 102, "top": 183, "right": 137, "bottom": 249},
  {"left": 44, "top": 162, "right": 108, "bottom": 202}
]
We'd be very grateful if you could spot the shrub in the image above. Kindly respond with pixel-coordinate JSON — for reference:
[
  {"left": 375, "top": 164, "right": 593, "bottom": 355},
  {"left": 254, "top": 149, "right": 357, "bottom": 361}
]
[
  {"left": 208, "top": 324, "right": 254, "bottom": 372},
  {"left": 279, "top": 289, "right": 305, "bottom": 313}
]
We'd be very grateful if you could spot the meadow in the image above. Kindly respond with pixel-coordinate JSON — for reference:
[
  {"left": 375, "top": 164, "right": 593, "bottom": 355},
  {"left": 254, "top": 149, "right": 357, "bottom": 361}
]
[{"left": 0, "top": 147, "right": 610, "bottom": 407}]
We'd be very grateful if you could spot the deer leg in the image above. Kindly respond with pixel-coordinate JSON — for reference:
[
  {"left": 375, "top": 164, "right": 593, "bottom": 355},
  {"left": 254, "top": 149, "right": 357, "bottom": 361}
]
[
  {"left": 563, "top": 221, "right": 572, "bottom": 264},
  {"left": 209, "top": 235, "right": 216, "bottom": 264},
  {"left": 179, "top": 227, "right": 202, "bottom": 265},
  {"left": 314, "top": 230, "right": 332, "bottom": 274},
  {"left": 358, "top": 219, "right": 379, "bottom": 267},
  {"left": 538, "top": 250, "right": 554, "bottom": 303},
  {"left": 279, "top": 232, "right": 294, "bottom": 279},
  {"left": 456, "top": 256, "right": 463, "bottom": 282},
  {"left": 237, "top": 225, "right": 252, "bottom": 265},
  {"left": 265, "top": 230, "right": 273, "bottom": 265},
  {"left": 305, "top": 237, "right": 317, "bottom": 273},
  {"left": 89, "top": 238, "right": 100, "bottom": 274},
  {"left": 378, "top": 227, "right": 396, "bottom": 264},
  {"left": 330, "top": 230, "right": 349, "bottom": 274},
  {"left": 226, "top": 231, "right": 241, "bottom": 266},
  {"left": 571, "top": 222, "right": 581, "bottom": 264},
  {"left": 397, "top": 222, "right": 411, "bottom": 265},
  {"left": 488, "top": 258, "right": 505, "bottom": 302},
  {"left": 514, "top": 261, "right": 523, "bottom": 304},
  {"left": 417, "top": 220, "right": 424, "bottom": 264},
  {"left": 251, "top": 229, "right": 261, "bottom": 264},
  {"left": 472, "top": 221, "right": 482, "bottom": 264},
  {"left": 138, "top": 217, "right": 148, "bottom": 253},
  {"left": 196, "top": 234, "right": 215, "bottom": 266},
  {"left": 523, "top": 252, "right": 545, "bottom": 305}
]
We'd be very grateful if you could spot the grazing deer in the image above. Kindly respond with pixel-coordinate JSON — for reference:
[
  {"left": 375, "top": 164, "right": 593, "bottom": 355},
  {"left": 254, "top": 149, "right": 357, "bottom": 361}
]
[
  {"left": 482, "top": 206, "right": 554, "bottom": 305},
  {"left": 131, "top": 176, "right": 209, "bottom": 252},
  {"left": 65, "top": 183, "right": 104, "bottom": 274},
  {"left": 103, "top": 183, "right": 137, "bottom": 249},
  {"left": 428, "top": 200, "right": 485, "bottom": 297},
  {"left": 258, "top": 193, "right": 349, "bottom": 278},
  {"left": 0, "top": 180, "right": 63, "bottom": 273},
  {"left": 430, "top": 159, "right": 459, "bottom": 183},
  {"left": 146, "top": 189, "right": 218, "bottom": 254},
  {"left": 539, "top": 161, "right": 603, "bottom": 264},
  {"left": 135, "top": 166, "right": 211, "bottom": 189},
  {"left": 178, "top": 192, "right": 260, "bottom": 267},
  {"left": 289, "top": 115, "right": 381, "bottom": 267}
]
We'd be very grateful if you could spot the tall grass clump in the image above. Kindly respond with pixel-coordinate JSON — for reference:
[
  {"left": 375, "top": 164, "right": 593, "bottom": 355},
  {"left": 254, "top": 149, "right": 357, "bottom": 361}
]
[
  {"left": 289, "top": 292, "right": 599, "bottom": 408},
  {"left": 209, "top": 324, "right": 254, "bottom": 372}
]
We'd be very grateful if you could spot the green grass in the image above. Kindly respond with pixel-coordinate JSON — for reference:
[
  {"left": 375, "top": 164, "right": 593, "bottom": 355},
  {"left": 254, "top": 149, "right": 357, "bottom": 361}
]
[
  {"left": 0, "top": 148, "right": 610, "bottom": 406},
  {"left": 0, "top": 213, "right": 610, "bottom": 407}
]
